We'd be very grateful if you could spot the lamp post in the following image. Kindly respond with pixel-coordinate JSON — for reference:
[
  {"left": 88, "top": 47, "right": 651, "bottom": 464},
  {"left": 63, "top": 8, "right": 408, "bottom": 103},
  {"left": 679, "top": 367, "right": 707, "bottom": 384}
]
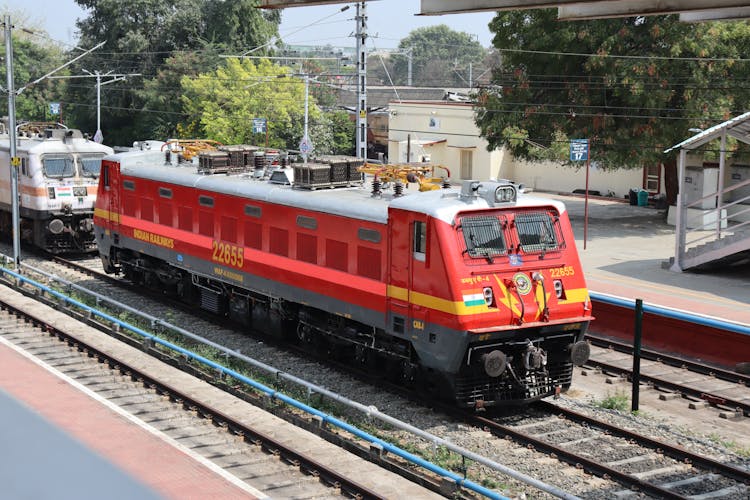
[{"left": 4, "top": 15, "right": 20, "bottom": 265}]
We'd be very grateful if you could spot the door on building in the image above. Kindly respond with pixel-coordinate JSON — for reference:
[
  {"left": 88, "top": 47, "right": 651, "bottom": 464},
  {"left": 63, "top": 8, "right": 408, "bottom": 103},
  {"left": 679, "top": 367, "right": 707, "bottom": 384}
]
[
  {"left": 460, "top": 150, "right": 473, "bottom": 179},
  {"left": 643, "top": 164, "right": 661, "bottom": 193}
]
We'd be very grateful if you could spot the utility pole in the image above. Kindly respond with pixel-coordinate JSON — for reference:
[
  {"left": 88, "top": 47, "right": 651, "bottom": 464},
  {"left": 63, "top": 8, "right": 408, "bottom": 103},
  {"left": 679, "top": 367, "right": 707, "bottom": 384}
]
[
  {"left": 3, "top": 20, "right": 103, "bottom": 265},
  {"left": 4, "top": 15, "right": 20, "bottom": 265},
  {"left": 49, "top": 70, "right": 140, "bottom": 143},
  {"left": 303, "top": 73, "right": 309, "bottom": 165},
  {"left": 355, "top": 1, "right": 367, "bottom": 161},
  {"left": 406, "top": 46, "right": 413, "bottom": 86}
]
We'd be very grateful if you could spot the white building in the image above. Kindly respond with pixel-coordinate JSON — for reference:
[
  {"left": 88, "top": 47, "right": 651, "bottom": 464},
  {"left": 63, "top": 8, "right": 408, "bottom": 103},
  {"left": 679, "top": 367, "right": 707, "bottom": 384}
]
[{"left": 387, "top": 100, "right": 666, "bottom": 200}]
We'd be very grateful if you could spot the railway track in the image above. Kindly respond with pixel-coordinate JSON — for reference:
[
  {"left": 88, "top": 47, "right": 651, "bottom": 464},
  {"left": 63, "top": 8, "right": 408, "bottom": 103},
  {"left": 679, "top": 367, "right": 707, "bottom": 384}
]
[
  {"left": 0, "top": 294, "right": 383, "bottom": 499},
  {"left": 51, "top": 254, "right": 750, "bottom": 420},
  {"left": 583, "top": 340, "right": 750, "bottom": 419},
  {"left": 12, "top": 251, "right": 750, "bottom": 498},
  {"left": 470, "top": 402, "right": 750, "bottom": 499}
]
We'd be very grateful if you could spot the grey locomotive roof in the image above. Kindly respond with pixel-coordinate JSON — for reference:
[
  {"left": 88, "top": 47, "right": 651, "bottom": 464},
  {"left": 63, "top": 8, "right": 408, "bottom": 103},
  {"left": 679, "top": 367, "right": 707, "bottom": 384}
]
[
  {"left": 0, "top": 134, "right": 113, "bottom": 156},
  {"left": 111, "top": 149, "right": 566, "bottom": 225}
]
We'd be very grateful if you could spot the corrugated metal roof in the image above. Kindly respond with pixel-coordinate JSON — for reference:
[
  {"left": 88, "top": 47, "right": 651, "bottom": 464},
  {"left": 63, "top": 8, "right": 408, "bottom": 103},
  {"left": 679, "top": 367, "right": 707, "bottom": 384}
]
[{"left": 664, "top": 111, "right": 750, "bottom": 153}]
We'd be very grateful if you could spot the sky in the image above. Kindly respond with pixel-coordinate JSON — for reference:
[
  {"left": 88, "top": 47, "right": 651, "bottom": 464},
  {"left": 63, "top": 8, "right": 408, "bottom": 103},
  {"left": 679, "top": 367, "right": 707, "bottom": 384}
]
[{"left": 1, "top": 0, "right": 496, "bottom": 49}]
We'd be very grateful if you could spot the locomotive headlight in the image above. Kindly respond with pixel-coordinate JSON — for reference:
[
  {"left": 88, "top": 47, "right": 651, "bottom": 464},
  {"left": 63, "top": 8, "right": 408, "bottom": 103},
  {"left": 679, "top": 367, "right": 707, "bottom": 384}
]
[
  {"left": 553, "top": 279, "right": 564, "bottom": 299},
  {"left": 47, "top": 187, "right": 56, "bottom": 199},
  {"left": 48, "top": 219, "right": 65, "bottom": 234},
  {"left": 482, "top": 286, "right": 494, "bottom": 307},
  {"left": 494, "top": 185, "right": 517, "bottom": 203},
  {"left": 73, "top": 186, "right": 87, "bottom": 197}
]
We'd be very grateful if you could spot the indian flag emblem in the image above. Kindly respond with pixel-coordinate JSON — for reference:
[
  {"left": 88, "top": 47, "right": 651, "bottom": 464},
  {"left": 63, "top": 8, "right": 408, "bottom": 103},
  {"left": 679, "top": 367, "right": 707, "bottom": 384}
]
[
  {"left": 56, "top": 186, "right": 72, "bottom": 197},
  {"left": 462, "top": 290, "right": 486, "bottom": 307}
]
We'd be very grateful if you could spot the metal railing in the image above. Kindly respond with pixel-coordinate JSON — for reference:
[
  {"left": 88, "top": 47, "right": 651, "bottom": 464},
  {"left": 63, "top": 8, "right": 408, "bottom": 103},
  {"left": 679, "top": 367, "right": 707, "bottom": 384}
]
[
  {"left": 0, "top": 256, "right": 577, "bottom": 500},
  {"left": 676, "top": 177, "right": 750, "bottom": 268}
]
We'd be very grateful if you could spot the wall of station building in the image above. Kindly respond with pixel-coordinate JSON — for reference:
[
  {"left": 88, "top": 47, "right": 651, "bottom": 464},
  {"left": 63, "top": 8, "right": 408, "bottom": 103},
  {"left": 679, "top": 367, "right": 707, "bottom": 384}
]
[
  {"left": 387, "top": 100, "right": 665, "bottom": 199},
  {"left": 387, "top": 101, "right": 504, "bottom": 182}
]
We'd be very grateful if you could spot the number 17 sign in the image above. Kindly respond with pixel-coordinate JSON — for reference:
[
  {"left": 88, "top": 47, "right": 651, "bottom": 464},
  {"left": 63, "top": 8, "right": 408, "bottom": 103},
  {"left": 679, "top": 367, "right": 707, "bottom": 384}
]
[{"left": 570, "top": 139, "right": 589, "bottom": 161}]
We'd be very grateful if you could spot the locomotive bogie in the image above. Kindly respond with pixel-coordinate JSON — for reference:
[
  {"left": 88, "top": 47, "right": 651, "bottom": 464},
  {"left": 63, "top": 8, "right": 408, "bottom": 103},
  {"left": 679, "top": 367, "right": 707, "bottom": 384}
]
[{"left": 94, "top": 148, "right": 592, "bottom": 407}]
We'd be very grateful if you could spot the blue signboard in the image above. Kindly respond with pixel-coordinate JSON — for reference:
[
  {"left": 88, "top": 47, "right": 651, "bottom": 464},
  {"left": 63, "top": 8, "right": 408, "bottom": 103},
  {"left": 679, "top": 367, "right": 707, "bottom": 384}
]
[
  {"left": 570, "top": 139, "right": 589, "bottom": 161},
  {"left": 252, "top": 118, "right": 267, "bottom": 134},
  {"left": 49, "top": 102, "right": 60, "bottom": 115}
]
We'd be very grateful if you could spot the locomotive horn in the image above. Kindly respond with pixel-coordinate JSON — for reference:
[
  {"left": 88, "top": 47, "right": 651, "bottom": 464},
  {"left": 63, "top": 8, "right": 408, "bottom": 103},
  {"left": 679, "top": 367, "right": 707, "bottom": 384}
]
[{"left": 481, "top": 350, "right": 507, "bottom": 378}]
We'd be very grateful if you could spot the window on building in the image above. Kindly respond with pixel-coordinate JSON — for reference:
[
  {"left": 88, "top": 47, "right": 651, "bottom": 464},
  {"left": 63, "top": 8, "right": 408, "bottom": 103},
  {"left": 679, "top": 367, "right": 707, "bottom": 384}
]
[{"left": 460, "top": 150, "right": 473, "bottom": 179}]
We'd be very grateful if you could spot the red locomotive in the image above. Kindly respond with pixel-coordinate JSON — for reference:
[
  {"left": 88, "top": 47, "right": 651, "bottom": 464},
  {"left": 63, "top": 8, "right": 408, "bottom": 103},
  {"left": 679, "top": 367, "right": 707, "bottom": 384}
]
[{"left": 93, "top": 144, "right": 592, "bottom": 407}]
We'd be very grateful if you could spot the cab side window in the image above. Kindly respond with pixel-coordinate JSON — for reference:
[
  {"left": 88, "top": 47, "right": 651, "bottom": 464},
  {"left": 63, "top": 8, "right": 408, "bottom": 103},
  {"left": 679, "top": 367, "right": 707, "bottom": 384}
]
[{"left": 413, "top": 221, "right": 426, "bottom": 262}]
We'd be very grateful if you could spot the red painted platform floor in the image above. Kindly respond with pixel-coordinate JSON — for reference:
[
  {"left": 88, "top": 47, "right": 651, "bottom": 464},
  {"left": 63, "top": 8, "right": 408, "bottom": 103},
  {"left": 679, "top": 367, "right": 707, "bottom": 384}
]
[
  {"left": 0, "top": 337, "right": 263, "bottom": 500},
  {"left": 586, "top": 272, "right": 750, "bottom": 327},
  {"left": 545, "top": 193, "right": 750, "bottom": 327}
]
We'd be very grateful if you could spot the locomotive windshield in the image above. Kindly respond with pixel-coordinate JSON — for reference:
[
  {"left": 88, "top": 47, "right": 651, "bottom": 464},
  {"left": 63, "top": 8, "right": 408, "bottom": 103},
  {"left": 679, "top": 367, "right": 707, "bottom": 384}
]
[
  {"left": 459, "top": 215, "right": 507, "bottom": 259},
  {"left": 80, "top": 155, "right": 105, "bottom": 177},
  {"left": 515, "top": 211, "right": 560, "bottom": 253},
  {"left": 42, "top": 155, "right": 75, "bottom": 178}
]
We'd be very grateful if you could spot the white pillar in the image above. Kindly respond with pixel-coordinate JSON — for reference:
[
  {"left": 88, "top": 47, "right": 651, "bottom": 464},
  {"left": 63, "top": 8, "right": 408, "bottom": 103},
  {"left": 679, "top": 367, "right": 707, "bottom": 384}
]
[{"left": 670, "top": 148, "right": 687, "bottom": 272}]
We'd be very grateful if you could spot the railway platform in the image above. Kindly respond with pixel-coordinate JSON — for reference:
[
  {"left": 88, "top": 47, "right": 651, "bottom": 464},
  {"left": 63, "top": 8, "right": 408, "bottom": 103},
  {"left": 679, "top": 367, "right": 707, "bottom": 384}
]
[
  {"left": 545, "top": 192, "right": 750, "bottom": 326},
  {"left": 0, "top": 332, "right": 265, "bottom": 500},
  {"left": 0, "top": 284, "right": 443, "bottom": 500}
]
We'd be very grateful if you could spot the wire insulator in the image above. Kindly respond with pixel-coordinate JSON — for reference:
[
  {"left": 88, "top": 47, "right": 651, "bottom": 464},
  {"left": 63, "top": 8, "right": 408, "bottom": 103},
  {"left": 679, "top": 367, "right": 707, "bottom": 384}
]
[
  {"left": 442, "top": 177, "right": 451, "bottom": 189},
  {"left": 394, "top": 180, "right": 404, "bottom": 197},
  {"left": 371, "top": 179, "right": 382, "bottom": 198}
]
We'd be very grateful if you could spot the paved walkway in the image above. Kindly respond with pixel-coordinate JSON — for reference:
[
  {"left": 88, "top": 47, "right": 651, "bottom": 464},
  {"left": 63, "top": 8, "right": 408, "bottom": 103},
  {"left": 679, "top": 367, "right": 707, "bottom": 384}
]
[
  {"left": 539, "top": 192, "right": 750, "bottom": 326},
  {"left": 0, "top": 335, "right": 263, "bottom": 500}
]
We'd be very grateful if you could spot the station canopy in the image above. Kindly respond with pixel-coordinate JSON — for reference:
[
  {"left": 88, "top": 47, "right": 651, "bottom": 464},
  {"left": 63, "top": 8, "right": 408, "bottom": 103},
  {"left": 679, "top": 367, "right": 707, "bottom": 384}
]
[{"left": 260, "top": 1, "right": 750, "bottom": 22}]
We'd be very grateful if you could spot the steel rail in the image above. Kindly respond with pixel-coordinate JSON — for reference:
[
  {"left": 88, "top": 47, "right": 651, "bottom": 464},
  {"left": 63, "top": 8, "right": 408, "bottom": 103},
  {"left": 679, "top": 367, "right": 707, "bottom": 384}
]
[
  {"left": 17, "top": 254, "right": 582, "bottom": 499},
  {"left": 584, "top": 357, "right": 750, "bottom": 417},
  {"left": 534, "top": 400, "right": 750, "bottom": 485},
  {"left": 471, "top": 412, "right": 686, "bottom": 499},
  {"left": 0, "top": 261, "right": 519, "bottom": 500},
  {"left": 586, "top": 333, "right": 750, "bottom": 386},
  {"left": 0, "top": 294, "right": 386, "bottom": 500}
]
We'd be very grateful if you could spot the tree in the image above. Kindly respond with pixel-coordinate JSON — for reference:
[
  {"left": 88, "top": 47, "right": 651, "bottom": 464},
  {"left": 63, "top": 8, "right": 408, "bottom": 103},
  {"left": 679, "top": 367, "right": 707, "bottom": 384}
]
[
  {"left": 68, "top": 0, "right": 280, "bottom": 144},
  {"left": 476, "top": 11, "right": 750, "bottom": 202},
  {"left": 180, "top": 58, "right": 322, "bottom": 151},
  {"left": 393, "top": 25, "right": 487, "bottom": 87},
  {"left": 9, "top": 37, "right": 67, "bottom": 122},
  {"left": 0, "top": 8, "right": 66, "bottom": 123}
]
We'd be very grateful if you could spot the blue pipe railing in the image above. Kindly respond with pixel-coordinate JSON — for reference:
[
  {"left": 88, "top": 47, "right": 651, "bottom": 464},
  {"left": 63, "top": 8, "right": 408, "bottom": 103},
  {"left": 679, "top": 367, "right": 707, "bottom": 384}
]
[
  {"left": 590, "top": 291, "right": 750, "bottom": 336},
  {"left": 0, "top": 267, "right": 511, "bottom": 500}
]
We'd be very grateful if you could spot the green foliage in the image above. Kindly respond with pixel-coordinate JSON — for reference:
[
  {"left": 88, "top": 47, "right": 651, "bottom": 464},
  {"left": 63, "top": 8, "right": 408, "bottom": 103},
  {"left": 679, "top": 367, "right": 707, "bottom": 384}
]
[
  {"left": 477, "top": 11, "right": 750, "bottom": 169},
  {"left": 181, "top": 58, "right": 320, "bottom": 150},
  {"left": 595, "top": 390, "right": 630, "bottom": 411},
  {"left": 394, "top": 25, "right": 487, "bottom": 87},
  {"left": 5, "top": 34, "right": 66, "bottom": 122},
  {"left": 67, "top": 0, "right": 280, "bottom": 145}
]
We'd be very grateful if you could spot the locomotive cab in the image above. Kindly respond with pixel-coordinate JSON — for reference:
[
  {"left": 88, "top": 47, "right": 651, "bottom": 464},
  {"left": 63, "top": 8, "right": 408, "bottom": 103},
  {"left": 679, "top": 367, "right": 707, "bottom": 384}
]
[
  {"left": 388, "top": 180, "right": 592, "bottom": 407},
  {"left": 0, "top": 127, "right": 112, "bottom": 253}
]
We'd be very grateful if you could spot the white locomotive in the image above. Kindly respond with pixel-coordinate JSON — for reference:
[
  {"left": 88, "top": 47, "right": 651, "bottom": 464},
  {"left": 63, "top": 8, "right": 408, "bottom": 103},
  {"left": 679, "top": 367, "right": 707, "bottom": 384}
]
[{"left": 0, "top": 122, "right": 113, "bottom": 253}]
